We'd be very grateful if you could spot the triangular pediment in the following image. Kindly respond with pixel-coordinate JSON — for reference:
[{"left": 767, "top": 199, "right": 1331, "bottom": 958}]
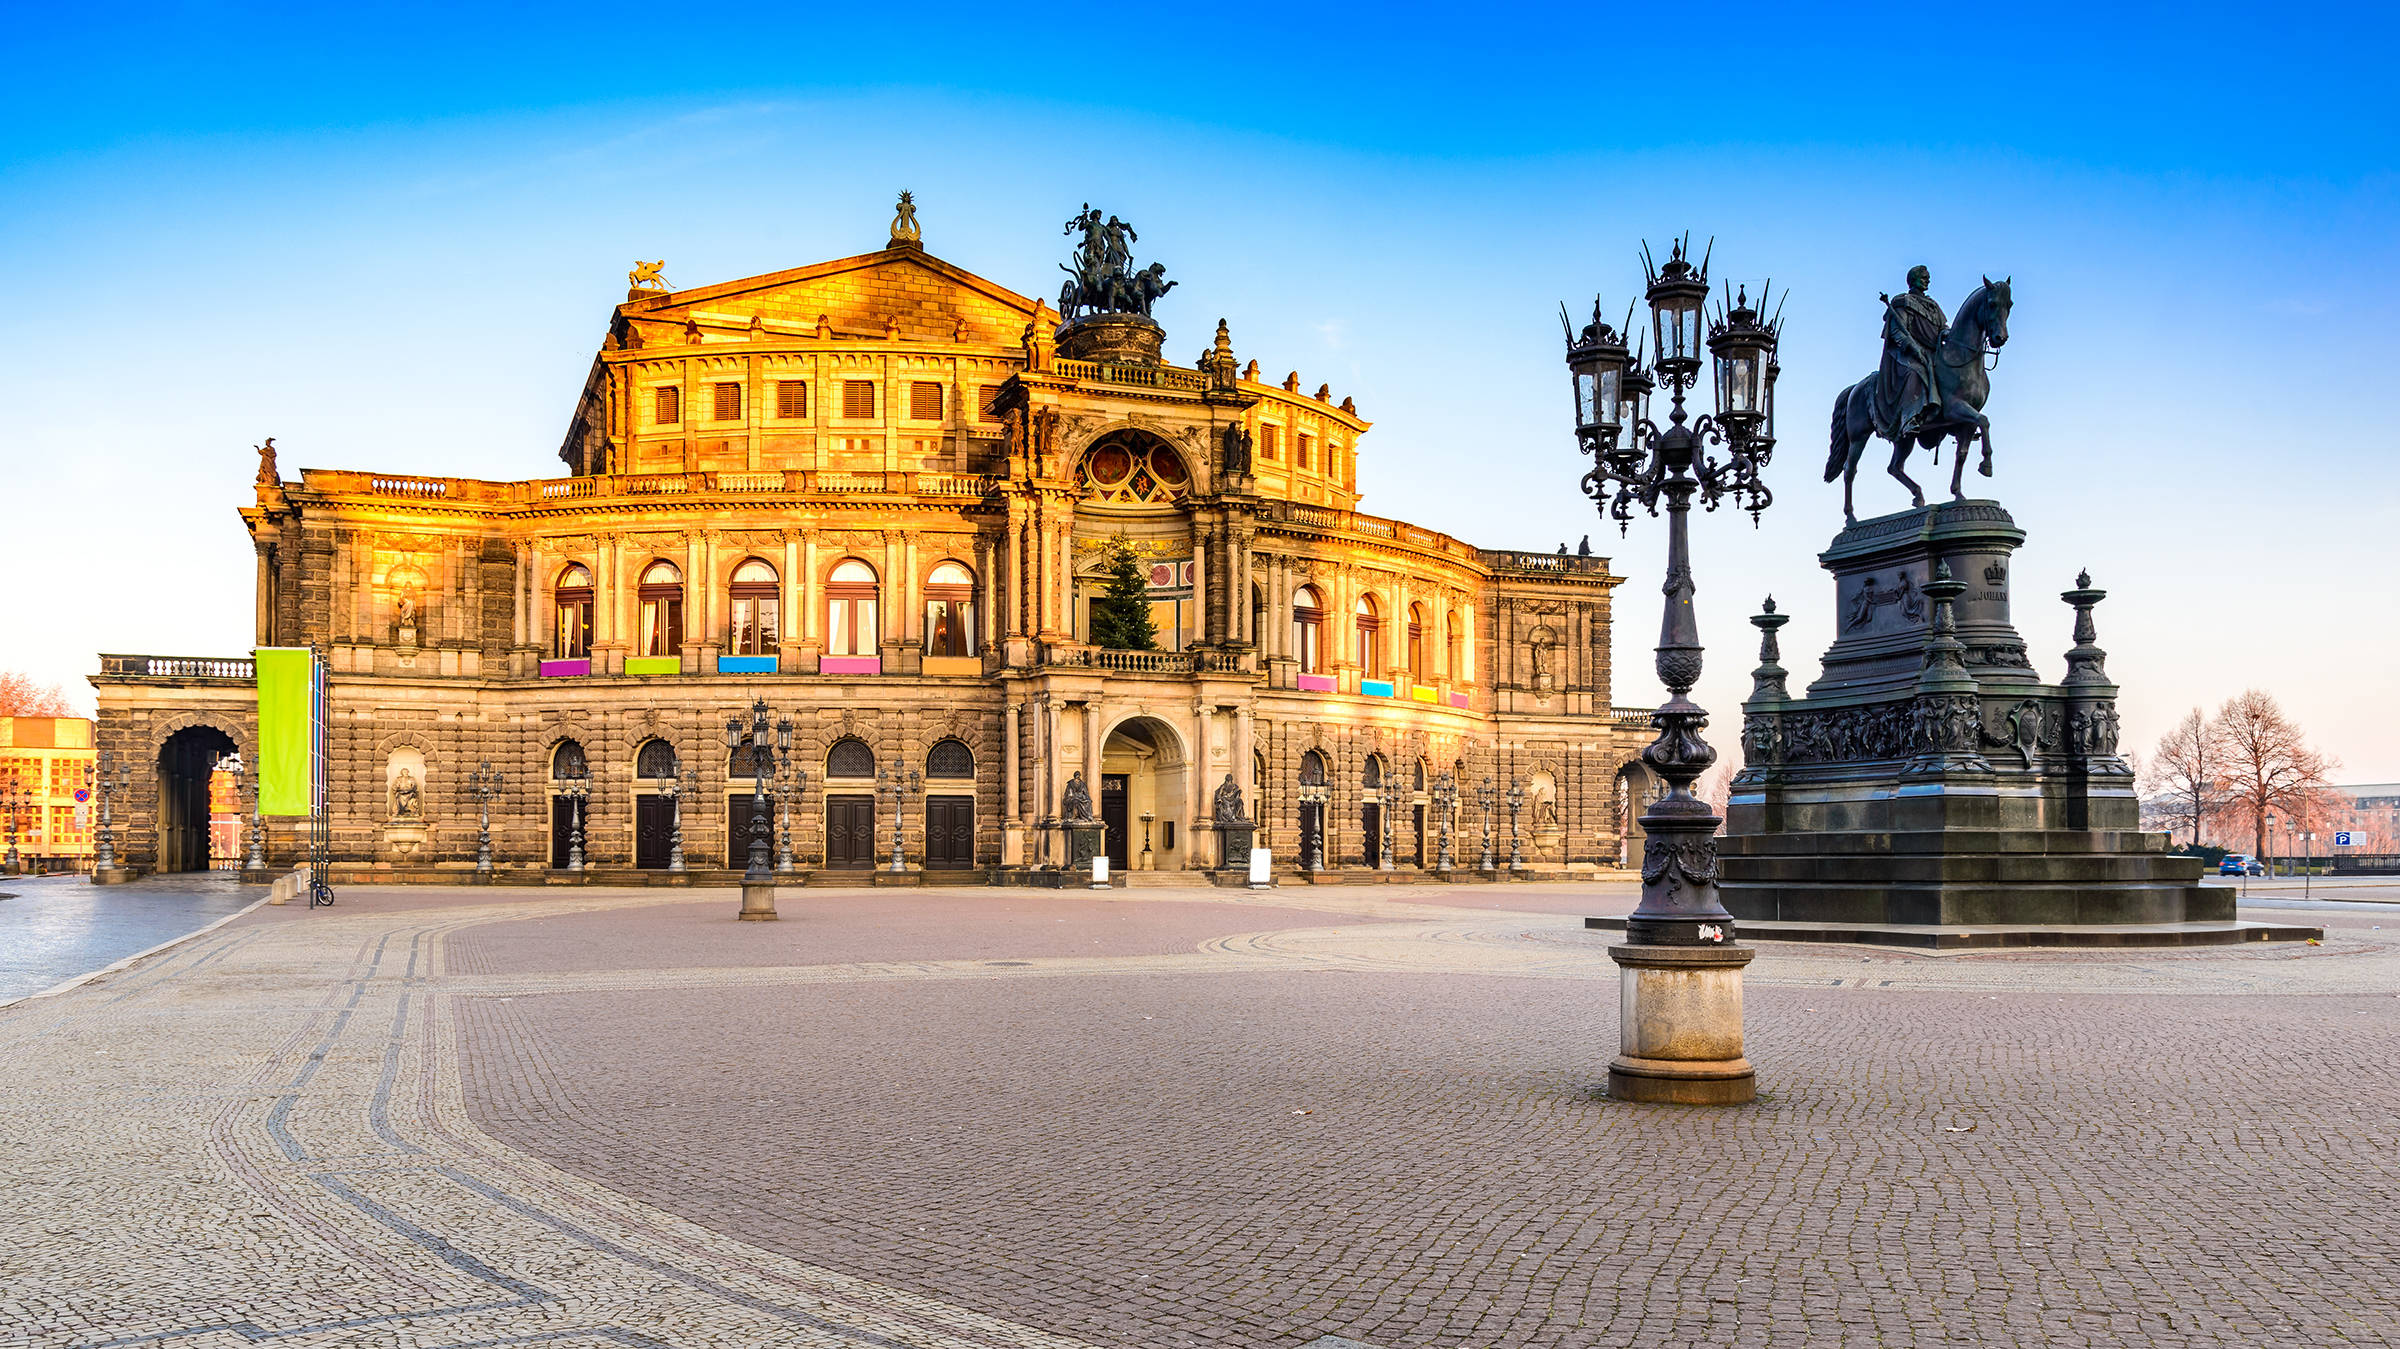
[{"left": 619, "top": 246, "right": 1039, "bottom": 346}]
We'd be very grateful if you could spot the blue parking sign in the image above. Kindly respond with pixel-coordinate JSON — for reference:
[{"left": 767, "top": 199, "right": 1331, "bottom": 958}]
[{"left": 2333, "top": 831, "right": 2353, "bottom": 847}]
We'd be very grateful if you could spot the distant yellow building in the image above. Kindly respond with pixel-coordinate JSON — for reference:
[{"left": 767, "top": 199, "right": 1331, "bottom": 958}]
[{"left": 0, "top": 716, "right": 96, "bottom": 868}]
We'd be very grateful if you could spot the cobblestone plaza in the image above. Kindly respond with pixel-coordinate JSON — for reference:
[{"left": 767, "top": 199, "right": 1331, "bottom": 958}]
[{"left": 6, "top": 881, "right": 2395, "bottom": 1348}]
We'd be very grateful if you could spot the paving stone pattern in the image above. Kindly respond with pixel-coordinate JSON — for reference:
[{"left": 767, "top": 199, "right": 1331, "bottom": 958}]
[{"left": 6, "top": 881, "right": 2397, "bottom": 1349}]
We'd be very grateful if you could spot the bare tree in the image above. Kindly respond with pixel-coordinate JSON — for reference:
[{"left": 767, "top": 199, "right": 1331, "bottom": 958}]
[
  {"left": 0, "top": 672, "right": 74, "bottom": 718},
  {"left": 2215, "top": 689, "right": 2337, "bottom": 861},
  {"left": 2142, "top": 707, "right": 2228, "bottom": 849}
]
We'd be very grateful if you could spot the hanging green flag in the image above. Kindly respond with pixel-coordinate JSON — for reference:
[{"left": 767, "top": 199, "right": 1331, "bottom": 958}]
[{"left": 254, "top": 647, "right": 315, "bottom": 816}]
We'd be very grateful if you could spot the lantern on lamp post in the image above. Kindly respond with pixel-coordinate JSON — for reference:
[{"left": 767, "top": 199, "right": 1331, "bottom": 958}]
[{"left": 1566, "top": 233, "right": 1783, "bottom": 1106}]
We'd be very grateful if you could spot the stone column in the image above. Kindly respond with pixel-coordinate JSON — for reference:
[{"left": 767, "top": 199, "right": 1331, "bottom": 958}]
[
  {"left": 1004, "top": 699, "right": 1021, "bottom": 822},
  {"left": 781, "top": 532, "right": 800, "bottom": 671}
]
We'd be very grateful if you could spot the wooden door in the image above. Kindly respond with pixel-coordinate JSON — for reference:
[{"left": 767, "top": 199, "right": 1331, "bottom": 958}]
[
  {"left": 926, "top": 795, "right": 974, "bottom": 869},
  {"left": 550, "top": 795, "right": 577, "bottom": 868},
  {"left": 635, "top": 794, "right": 674, "bottom": 869},
  {"left": 726, "top": 793, "right": 768, "bottom": 870},
  {"left": 1299, "top": 800, "right": 1323, "bottom": 869},
  {"left": 1362, "top": 802, "right": 1382, "bottom": 868},
  {"left": 1101, "top": 774, "right": 1129, "bottom": 870},
  {"left": 1414, "top": 803, "right": 1427, "bottom": 867},
  {"left": 826, "top": 793, "right": 876, "bottom": 868}
]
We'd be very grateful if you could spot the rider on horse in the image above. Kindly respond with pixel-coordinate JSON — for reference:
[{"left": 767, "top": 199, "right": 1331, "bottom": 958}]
[{"left": 1876, "top": 265, "right": 1948, "bottom": 440}]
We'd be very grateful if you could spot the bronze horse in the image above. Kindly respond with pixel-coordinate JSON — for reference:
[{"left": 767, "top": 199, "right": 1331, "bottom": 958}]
[{"left": 1825, "top": 277, "right": 2012, "bottom": 524}]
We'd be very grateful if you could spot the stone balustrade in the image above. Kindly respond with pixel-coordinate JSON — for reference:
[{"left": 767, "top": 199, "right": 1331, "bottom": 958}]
[{"left": 98, "top": 654, "right": 257, "bottom": 681}]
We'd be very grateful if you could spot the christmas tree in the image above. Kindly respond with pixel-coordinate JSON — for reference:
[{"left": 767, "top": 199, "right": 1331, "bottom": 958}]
[{"left": 1089, "top": 539, "right": 1159, "bottom": 651}]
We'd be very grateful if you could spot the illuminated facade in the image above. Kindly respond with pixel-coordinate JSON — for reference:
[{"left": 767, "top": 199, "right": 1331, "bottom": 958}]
[
  {"left": 93, "top": 204, "right": 1652, "bottom": 879},
  {"left": 0, "top": 716, "right": 96, "bottom": 867}
]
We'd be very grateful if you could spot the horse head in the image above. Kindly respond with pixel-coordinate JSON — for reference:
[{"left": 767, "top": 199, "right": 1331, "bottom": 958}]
[{"left": 1976, "top": 274, "right": 2012, "bottom": 349}]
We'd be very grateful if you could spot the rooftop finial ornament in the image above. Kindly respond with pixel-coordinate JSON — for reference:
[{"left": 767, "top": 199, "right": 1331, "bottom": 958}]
[
  {"left": 889, "top": 190, "right": 922, "bottom": 247},
  {"left": 628, "top": 259, "right": 669, "bottom": 292}
]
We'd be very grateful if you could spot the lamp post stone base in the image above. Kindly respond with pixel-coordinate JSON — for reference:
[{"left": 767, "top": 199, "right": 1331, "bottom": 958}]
[
  {"left": 737, "top": 882, "right": 780, "bottom": 921},
  {"left": 93, "top": 866, "right": 131, "bottom": 886},
  {"left": 1606, "top": 943, "right": 1755, "bottom": 1105}
]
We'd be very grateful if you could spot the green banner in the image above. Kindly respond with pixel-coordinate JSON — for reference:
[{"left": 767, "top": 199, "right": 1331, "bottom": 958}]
[{"left": 255, "top": 647, "right": 314, "bottom": 816}]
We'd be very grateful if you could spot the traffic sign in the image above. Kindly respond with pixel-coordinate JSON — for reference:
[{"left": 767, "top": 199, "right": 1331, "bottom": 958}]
[
  {"left": 2333, "top": 831, "right": 2354, "bottom": 847},
  {"left": 74, "top": 788, "right": 89, "bottom": 803}
]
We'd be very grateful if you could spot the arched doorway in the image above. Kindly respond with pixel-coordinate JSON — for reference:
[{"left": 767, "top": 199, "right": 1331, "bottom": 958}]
[
  {"left": 157, "top": 726, "right": 238, "bottom": 873},
  {"left": 1099, "top": 716, "right": 1188, "bottom": 871},
  {"left": 1297, "top": 749, "right": 1328, "bottom": 872},
  {"left": 1615, "top": 761, "right": 1664, "bottom": 868}
]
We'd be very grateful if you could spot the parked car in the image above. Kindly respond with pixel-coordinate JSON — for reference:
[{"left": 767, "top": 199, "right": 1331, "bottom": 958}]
[{"left": 2219, "top": 854, "right": 2265, "bottom": 876}]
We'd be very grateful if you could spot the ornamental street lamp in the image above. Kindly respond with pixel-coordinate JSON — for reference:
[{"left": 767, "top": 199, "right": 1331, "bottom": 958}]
[
  {"left": 775, "top": 759, "right": 808, "bottom": 875},
  {"left": 467, "top": 760, "right": 503, "bottom": 877},
  {"left": 666, "top": 764, "right": 694, "bottom": 874},
  {"left": 3, "top": 783, "right": 24, "bottom": 874},
  {"left": 1507, "top": 778, "right": 1527, "bottom": 871},
  {"left": 93, "top": 751, "right": 130, "bottom": 880},
  {"left": 1565, "top": 234, "right": 1782, "bottom": 1106},
  {"left": 241, "top": 763, "right": 269, "bottom": 876},
  {"left": 879, "top": 765, "right": 921, "bottom": 873},
  {"left": 1431, "top": 771, "right": 1458, "bottom": 875},
  {"left": 561, "top": 778, "right": 588, "bottom": 873},
  {"left": 724, "top": 700, "right": 790, "bottom": 919},
  {"left": 1297, "top": 781, "right": 1329, "bottom": 872},
  {"left": 1475, "top": 776, "right": 1497, "bottom": 872}
]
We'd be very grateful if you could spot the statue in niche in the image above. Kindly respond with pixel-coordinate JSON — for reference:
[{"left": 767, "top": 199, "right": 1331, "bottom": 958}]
[
  {"left": 1222, "top": 423, "right": 1252, "bottom": 476},
  {"left": 390, "top": 768, "right": 422, "bottom": 819},
  {"left": 1213, "top": 772, "right": 1249, "bottom": 825},
  {"left": 395, "top": 594, "right": 418, "bottom": 629},
  {"left": 1062, "top": 770, "right": 1095, "bottom": 823},
  {"left": 1528, "top": 625, "right": 1557, "bottom": 695}
]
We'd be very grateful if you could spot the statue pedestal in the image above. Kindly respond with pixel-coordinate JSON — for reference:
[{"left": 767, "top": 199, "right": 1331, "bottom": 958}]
[
  {"left": 1056, "top": 313, "right": 1164, "bottom": 365},
  {"left": 1214, "top": 823, "right": 1254, "bottom": 872},
  {"left": 1063, "top": 822, "right": 1104, "bottom": 872},
  {"left": 1607, "top": 944, "right": 1755, "bottom": 1105},
  {"left": 382, "top": 820, "right": 428, "bottom": 860},
  {"left": 1720, "top": 500, "right": 2305, "bottom": 946}
]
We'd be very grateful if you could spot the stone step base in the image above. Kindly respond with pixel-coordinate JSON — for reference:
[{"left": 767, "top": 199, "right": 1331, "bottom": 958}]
[{"left": 1585, "top": 915, "right": 2322, "bottom": 949}]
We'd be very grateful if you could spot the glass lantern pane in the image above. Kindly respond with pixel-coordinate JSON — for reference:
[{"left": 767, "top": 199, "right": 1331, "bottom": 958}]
[
  {"left": 1575, "top": 372, "right": 1597, "bottom": 425},
  {"left": 1732, "top": 356, "right": 1756, "bottom": 412},
  {"left": 1599, "top": 370, "right": 1620, "bottom": 423}
]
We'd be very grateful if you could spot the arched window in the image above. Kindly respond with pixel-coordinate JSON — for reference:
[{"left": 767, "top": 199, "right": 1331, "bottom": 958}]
[
  {"left": 826, "top": 737, "right": 876, "bottom": 780},
  {"left": 827, "top": 560, "right": 879, "bottom": 657},
  {"left": 1446, "top": 608, "right": 1463, "bottom": 678},
  {"left": 1406, "top": 603, "right": 1426, "bottom": 680},
  {"left": 926, "top": 739, "right": 974, "bottom": 779},
  {"left": 638, "top": 561, "right": 684, "bottom": 656},
  {"left": 554, "top": 564, "right": 594, "bottom": 660},
  {"left": 729, "top": 559, "right": 780, "bottom": 655},
  {"left": 1354, "top": 594, "right": 1382, "bottom": 678},
  {"left": 1299, "top": 749, "right": 1328, "bottom": 786},
  {"left": 924, "top": 561, "right": 977, "bottom": 659},
  {"left": 729, "top": 741, "right": 774, "bottom": 779},
  {"left": 551, "top": 739, "right": 588, "bottom": 780},
  {"left": 635, "top": 739, "right": 678, "bottom": 780},
  {"left": 1293, "top": 585, "right": 1326, "bottom": 674},
  {"left": 1363, "top": 755, "right": 1384, "bottom": 790},
  {"left": 1412, "top": 759, "right": 1427, "bottom": 792},
  {"left": 1250, "top": 583, "right": 1265, "bottom": 646}
]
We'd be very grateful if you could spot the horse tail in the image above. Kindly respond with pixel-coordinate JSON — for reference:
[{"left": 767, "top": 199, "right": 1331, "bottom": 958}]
[{"left": 1824, "top": 385, "right": 1851, "bottom": 482}]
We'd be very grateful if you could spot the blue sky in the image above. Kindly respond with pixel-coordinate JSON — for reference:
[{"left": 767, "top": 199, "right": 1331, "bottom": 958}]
[{"left": 5, "top": 2, "right": 2395, "bottom": 777}]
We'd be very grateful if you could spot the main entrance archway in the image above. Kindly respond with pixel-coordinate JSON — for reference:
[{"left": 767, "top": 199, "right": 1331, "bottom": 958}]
[
  {"left": 1099, "top": 716, "right": 1188, "bottom": 871},
  {"left": 157, "top": 725, "right": 238, "bottom": 873}
]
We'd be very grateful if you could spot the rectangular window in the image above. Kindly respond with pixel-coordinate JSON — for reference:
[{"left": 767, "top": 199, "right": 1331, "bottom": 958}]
[
  {"left": 923, "top": 598, "right": 977, "bottom": 657},
  {"left": 776, "top": 380, "right": 808, "bottom": 419},
  {"left": 1260, "top": 426, "right": 1280, "bottom": 461},
  {"left": 555, "top": 594, "right": 593, "bottom": 659},
  {"left": 1298, "top": 434, "right": 1314, "bottom": 470},
  {"left": 843, "top": 380, "right": 876, "bottom": 419},
  {"left": 828, "top": 597, "right": 879, "bottom": 656},
  {"left": 977, "top": 384, "right": 1003, "bottom": 421},
  {"left": 713, "top": 381, "right": 742, "bottom": 422},
  {"left": 653, "top": 386, "right": 681, "bottom": 425},
  {"left": 731, "top": 596, "right": 780, "bottom": 654},
  {"left": 910, "top": 381, "right": 943, "bottom": 421}
]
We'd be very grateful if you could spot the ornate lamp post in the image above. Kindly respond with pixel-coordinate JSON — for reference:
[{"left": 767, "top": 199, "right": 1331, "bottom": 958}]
[
  {"left": 3, "top": 783, "right": 23, "bottom": 875},
  {"left": 1507, "top": 778, "right": 1527, "bottom": 872},
  {"left": 666, "top": 764, "right": 694, "bottom": 875},
  {"left": 1566, "top": 234, "right": 1781, "bottom": 1105},
  {"left": 93, "top": 751, "right": 130, "bottom": 882},
  {"left": 467, "top": 760, "right": 502, "bottom": 877},
  {"left": 724, "top": 699, "right": 790, "bottom": 918},
  {"left": 773, "top": 757, "right": 805, "bottom": 876},
  {"left": 1296, "top": 781, "right": 1329, "bottom": 872},
  {"left": 879, "top": 764, "right": 921, "bottom": 873},
  {"left": 1431, "top": 771, "right": 1457, "bottom": 875},
  {"left": 1475, "top": 776, "right": 1497, "bottom": 872},
  {"left": 1378, "top": 788, "right": 1396, "bottom": 873},
  {"left": 562, "top": 777, "right": 588, "bottom": 873},
  {"left": 239, "top": 762, "right": 269, "bottom": 877}
]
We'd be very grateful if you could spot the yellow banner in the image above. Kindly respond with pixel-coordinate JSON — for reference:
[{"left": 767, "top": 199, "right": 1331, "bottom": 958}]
[{"left": 254, "top": 648, "right": 314, "bottom": 816}]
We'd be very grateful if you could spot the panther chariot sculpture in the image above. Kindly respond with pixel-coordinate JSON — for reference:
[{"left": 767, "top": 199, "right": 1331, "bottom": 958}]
[{"left": 1825, "top": 266, "right": 2013, "bottom": 525}]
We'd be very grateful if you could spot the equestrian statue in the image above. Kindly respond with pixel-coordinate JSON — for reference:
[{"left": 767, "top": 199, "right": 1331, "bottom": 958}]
[{"left": 1825, "top": 266, "right": 2013, "bottom": 524}]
